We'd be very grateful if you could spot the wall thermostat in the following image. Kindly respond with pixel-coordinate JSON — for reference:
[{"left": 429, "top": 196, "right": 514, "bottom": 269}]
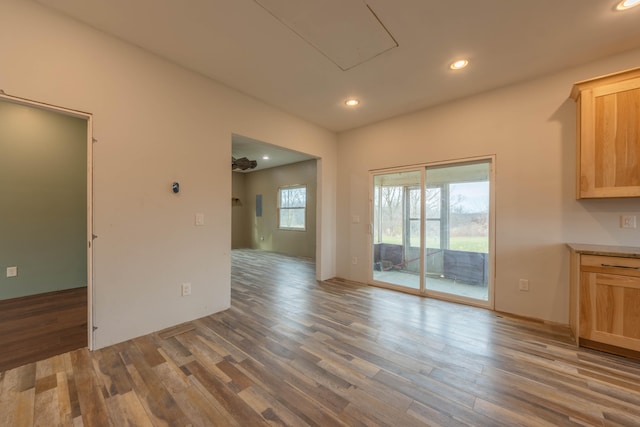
[{"left": 172, "top": 182, "right": 180, "bottom": 193}]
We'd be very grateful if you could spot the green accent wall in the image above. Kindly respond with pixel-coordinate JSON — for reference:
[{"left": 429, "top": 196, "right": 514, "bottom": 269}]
[{"left": 0, "top": 100, "right": 87, "bottom": 300}]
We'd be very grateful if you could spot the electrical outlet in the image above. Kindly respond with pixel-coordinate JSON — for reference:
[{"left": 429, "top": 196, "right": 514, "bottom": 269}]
[
  {"left": 352, "top": 256, "right": 358, "bottom": 265},
  {"left": 195, "top": 213, "right": 205, "bottom": 226},
  {"left": 519, "top": 279, "right": 529, "bottom": 292},
  {"left": 6, "top": 266, "right": 17, "bottom": 278},
  {"left": 621, "top": 215, "right": 637, "bottom": 229},
  {"left": 181, "top": 282, "right": 192, "bottom": 296}
]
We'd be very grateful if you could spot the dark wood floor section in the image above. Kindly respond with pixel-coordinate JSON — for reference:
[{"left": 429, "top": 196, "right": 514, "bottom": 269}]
[
  {"left": 0, "top": 287, "right": 87, "bottom": 372},
  {"left": 2, "top": 250, "right": 640, "bottom": 426}
]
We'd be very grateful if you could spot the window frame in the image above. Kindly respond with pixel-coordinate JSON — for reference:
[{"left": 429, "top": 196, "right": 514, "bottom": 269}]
[{"left": 277, "top": 184, "right": 307, "bottom": 231}]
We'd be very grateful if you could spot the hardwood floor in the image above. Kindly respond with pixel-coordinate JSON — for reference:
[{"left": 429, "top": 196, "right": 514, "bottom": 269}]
[
  {"left": 2, "top": 249, "right": 640, "bottom": 426},
  {"left": 0, "top": 287, "right": 87, "bottom": 372}
]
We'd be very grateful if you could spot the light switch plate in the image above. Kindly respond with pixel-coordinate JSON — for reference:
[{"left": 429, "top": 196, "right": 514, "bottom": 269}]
[
  {"left": 195, "top": 213, "right": 205, "bottom": 226},
  {"left": 6, "top": 266, "right": 17, "bottom": 277},
  {"left": 621, "top": 215, "right": 637, "bottom": 229},
  {"left": 181, "top": 282, "right": 191, "bottom": 296},
  {"left": 518, "top": 279, "right": 529, "bottom": 291}
]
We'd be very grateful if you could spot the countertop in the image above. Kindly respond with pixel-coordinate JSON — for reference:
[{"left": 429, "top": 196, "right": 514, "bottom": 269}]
[{"left": 567, "top": 243, "right": 640, "bottom": 259}]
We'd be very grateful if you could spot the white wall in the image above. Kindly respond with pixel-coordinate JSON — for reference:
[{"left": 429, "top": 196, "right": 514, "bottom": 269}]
[
  {"left": 4, "top": 0, "right": 637, "bottom": 344},
  {"left": 337, "top": 48, "right": 640, "bottom": 325},
  {"left": 0, "top": 0, "right": 337, "bottom": 348}
]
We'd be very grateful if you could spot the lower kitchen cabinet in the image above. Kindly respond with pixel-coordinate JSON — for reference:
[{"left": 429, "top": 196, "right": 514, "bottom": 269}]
[{"left": 569, "top": 244, "right": 640, "bottom": 358}]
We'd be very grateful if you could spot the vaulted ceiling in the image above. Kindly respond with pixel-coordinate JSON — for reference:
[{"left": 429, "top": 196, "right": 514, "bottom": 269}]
[{"left": 35, "top": 0, "right": 640, "bottom": 133}]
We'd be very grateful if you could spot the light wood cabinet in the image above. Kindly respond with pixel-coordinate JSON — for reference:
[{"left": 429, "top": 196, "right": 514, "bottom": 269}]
[
  {"left": 580, "top": 255, "right": 640, "bottom": 352},
  {"left": 570, "top": 67, "right": 640, "bottom": 199},
  {"left": 569, "top": 244, "right": 640, "bottom": 357}
]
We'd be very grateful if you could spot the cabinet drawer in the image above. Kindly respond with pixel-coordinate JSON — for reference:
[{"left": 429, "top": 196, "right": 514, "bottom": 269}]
[{"left": 581, "top": 255, "right": 640, "bottom": 277}]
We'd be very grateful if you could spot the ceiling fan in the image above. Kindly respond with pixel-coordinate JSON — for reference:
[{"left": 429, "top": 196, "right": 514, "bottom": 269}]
[{"left": 232, "top": 157, "right": 257, "bottom": 170}]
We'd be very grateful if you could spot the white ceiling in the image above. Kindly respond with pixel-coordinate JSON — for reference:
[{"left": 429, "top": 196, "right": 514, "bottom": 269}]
[
  {"left": 33, "top": 0, "right": 640, "bottom": 134},
  {"left": 232, "top": 134, "right": 314, "bottom": 173}
]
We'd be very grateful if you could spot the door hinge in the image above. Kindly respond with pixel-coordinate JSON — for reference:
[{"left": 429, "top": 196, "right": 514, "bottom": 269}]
[
  {"left": 92, "top": 137, "right": 98, "bottom": 143},
  {"left": 92, "top": 326, "right": 98, "bottom": 332},
  {"left": 92, "top": 234, "right": 98, "bottom": 240}
]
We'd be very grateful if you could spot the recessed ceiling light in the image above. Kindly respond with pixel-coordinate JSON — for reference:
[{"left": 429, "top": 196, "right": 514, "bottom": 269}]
[
  {"left": 450, "top": 59, "right": 469, "bottom": 70},
  {"left": 345, "top": 98, "right": 360, "bottom": 107},
  {"left": 616, "top": 0, "right": 640, "bottom": 10},
  {"left": 262, "top": 155, "right": 270, "bottom": 160}
]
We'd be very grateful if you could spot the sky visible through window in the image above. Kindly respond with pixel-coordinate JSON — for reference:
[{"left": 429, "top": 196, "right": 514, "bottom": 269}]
[{"left": 450, "top": 181, "right": 489, "bottom": 213}]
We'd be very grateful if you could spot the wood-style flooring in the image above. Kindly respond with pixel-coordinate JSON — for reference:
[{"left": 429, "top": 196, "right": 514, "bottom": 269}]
[
  {"left": 0, "top": 287, "right": 87, "bottom": 372},
  {"left": 2, "top": 249, "right": 640, "bottom": 426}
]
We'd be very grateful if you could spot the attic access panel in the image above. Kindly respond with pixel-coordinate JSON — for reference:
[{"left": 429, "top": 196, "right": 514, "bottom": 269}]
[{"left": 254, "top": 0, "right": 398, "bottom": 71}]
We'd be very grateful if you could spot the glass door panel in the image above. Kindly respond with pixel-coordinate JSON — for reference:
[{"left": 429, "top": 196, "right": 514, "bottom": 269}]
[
  {"left": 424, "top": 161, "right": 491, "bottom": 301},
  {"left": 372, "top": 170, "right": 422, "bottom": 290}
]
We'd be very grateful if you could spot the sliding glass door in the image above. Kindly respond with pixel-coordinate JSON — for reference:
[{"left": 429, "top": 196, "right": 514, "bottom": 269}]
[
  {"left": 372, "top": 170, "right": 422, "bottom": 290},
  {"left": 371, "top": 158, "right": 493, "bottom": 307},
  {"left": 424, "top": 161, "right": 491, "bottom": 302}
]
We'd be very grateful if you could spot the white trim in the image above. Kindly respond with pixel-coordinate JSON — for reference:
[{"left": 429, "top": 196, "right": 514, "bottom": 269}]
[
  {"left": 86, "top": 116, "right": 94, "bottom": 350},
  {"left": 277, "top": 184, "right": 308, "bottom": 231},
  {"left": 0, "top": 91, "right": 91, "bottom": 119},
  {"left": 0, "top": 91, "right": 95, "bottom": 350}
]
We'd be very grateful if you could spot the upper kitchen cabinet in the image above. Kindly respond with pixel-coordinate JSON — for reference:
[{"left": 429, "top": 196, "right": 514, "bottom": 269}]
[{"left": 571, "top": 67, "right": 640, "bottom": 199}]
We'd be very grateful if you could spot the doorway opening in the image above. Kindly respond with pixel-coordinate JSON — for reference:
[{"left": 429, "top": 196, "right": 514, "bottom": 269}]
[
  {"left": 0, "top": 91, "right": 93, "bottom": 368},
  {"left": 371, "top": 157, "right": 494, "bottom": 308},
  {"left": 230, "top": 134, "right": 321, "bottom": 277}
]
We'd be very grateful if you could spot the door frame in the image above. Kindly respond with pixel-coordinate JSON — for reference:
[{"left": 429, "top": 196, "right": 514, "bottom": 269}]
[
  {"left": 0, "top": 91, "right": 95, "bottom": 349},
  {"left": 368, "top": 155, "right": 496, "bottom": 310}
]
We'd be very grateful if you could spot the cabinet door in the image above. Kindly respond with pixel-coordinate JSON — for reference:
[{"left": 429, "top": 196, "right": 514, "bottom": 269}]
[
  {"left": 578, "top": 78, "right": 640, "bottom": 198},
  {"left": 580, "top": 269, "right": 640, "bottom": 351}
]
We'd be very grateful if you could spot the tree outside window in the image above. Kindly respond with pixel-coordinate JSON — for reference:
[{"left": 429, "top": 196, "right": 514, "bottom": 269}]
[{"left": 278, "top": 185, "right": 306, "bottom": 230}]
